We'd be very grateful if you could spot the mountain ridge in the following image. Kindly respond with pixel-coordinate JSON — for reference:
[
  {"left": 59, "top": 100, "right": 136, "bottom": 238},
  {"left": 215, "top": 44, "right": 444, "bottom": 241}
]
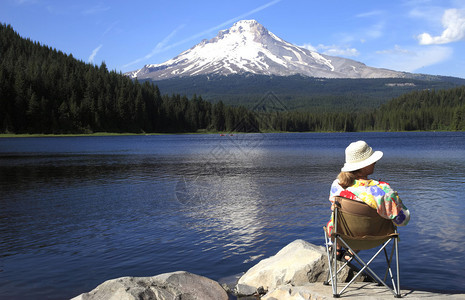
[{"left": 126, "top": 20, "right": 412, "bottom": 80}]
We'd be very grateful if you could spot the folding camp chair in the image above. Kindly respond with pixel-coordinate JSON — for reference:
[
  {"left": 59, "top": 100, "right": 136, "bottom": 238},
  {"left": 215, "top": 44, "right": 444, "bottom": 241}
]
[{"left": 323, "top": 196, "right": 401, "bottom": 298}]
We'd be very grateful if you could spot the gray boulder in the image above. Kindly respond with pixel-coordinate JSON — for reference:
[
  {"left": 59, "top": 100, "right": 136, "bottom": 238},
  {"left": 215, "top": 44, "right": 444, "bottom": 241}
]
[
  {"left": 236, "top": 239, "right": 327, "bottom": 295},
  {"left": 71, "top": 271, "right": 228, "bottom": 300},
  {"left": 236, "top": 239, "right": 354, "bottom": 296}
]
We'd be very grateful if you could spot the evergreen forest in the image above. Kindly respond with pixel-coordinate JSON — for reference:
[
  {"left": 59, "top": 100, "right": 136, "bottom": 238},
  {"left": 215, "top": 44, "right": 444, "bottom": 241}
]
[
  {"left": 151, "top": 73, "right": 465, "bottom": 112},
  {"left": 1, "top": 23, "right": 464, "bottom": 134}
]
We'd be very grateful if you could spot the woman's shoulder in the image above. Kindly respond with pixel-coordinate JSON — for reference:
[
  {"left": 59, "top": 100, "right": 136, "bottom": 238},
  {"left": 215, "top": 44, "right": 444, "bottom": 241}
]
[
  {"left": 330, "top": 179, "right": 342, "bottom": 192},
  {"left": 377, "top": 180, "right": 390, "bottom": 185},
  {"left": 354, "top": 179, "right": 396, "bottom": 194},
  {"left": 353, "top": 179, "right": 385, "bottom": 187},
  {"left": 376, "top": 180, "right": 395, "bottom": 190},
  {"left": 331, "top": 179, "right": 340, "bottom": 186},
  {"left": 367, "top": 179, "right": 393, "bottom": 188}
]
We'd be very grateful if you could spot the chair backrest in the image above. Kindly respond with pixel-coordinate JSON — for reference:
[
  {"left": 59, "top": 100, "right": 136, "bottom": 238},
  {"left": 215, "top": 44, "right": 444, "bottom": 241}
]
[{"left": 334, "top": 196, "right": 397, "bottom": 250}]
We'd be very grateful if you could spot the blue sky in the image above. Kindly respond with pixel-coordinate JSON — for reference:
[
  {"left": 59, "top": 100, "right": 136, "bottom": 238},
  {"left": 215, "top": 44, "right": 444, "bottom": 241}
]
[{"left": 2, "top": 0, "right": 465, "bottom": 78}]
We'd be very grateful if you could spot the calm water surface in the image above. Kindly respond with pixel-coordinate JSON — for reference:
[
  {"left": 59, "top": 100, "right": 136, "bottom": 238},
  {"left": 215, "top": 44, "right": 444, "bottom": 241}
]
[{"left": 1, "top": 132, "right": 465, "bottom": 299}]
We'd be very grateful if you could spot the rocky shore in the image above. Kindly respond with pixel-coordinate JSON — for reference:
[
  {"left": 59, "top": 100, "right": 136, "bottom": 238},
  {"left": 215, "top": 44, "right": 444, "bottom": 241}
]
[{"left": 72, "top": 239, "right": 465, "bottom": 300}]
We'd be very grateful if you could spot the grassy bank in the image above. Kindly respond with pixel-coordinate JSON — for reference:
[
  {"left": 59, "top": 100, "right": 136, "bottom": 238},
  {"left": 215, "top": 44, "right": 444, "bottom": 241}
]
[
  {"left": 0, "top": 132, "right": 166, "bottom": 138},
  {"left": 0, "top": 130, "right": 246, "bottom": 138},
  {"left": 1, "top": 129, "right": 457, "bottom": 138}
]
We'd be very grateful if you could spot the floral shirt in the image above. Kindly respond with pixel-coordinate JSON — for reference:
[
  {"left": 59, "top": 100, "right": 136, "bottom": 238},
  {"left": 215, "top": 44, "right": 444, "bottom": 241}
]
[{"left": 327, "top": 179, "right": 410, "bottom": 232}]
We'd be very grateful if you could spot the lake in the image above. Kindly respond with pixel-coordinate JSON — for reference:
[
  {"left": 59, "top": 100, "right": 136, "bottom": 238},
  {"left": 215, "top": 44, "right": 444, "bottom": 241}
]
[{"left": 1, "top": 132, "right": 465, "bottom": 299}]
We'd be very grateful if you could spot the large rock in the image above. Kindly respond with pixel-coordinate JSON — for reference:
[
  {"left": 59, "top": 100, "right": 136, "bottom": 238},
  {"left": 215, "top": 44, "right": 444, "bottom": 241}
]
[
  {"left": 236, "top": 239, "right": 328, "bottom": 295},
  {"left": 71, "top": 271, "right": 228, "bottom": 300},
  {"left": 236, "top": 239, "right": 358, "bottom": 296}
]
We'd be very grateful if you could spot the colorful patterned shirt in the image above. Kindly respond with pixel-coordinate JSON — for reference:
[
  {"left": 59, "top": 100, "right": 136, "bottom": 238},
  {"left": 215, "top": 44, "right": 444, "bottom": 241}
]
[{"left": 327, "top": 179, "right": 410, "bottom": 232}]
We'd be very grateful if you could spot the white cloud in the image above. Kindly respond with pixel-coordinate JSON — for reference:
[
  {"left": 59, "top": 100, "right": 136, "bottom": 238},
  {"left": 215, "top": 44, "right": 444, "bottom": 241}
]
[
  {"left": 356, "top": 10, "right": 384, "bottom": 18},
  {"left": 102, "top": 21, "right": 119, "bottom": 37},
  {"left": 82, "top": 5, "right": 111, "bottom": 15},
  {"left": 409, "top": 6, "right": 443, "bottom": 21},
  {"left": 145, "top": 25, "right": 185, "bottom": 59},
  {"left": 364, "top": 21, "right": 385, "bottom": 39},
  {"left": 88, "top": 44, "right": 103, "bottom": 63},
  {"left": 301, "top": 43, "right": 359, "bottom": 57},
  {"left": 122, "top": 24, "right": 185, "bottom": 69},
  {"left": 300, "top": 44, "right": 317, "bottom": 52},
  {"left": 14, "top": 0, "right": 38, "bottom": 4},
  {"left": 418, "top": 8, "right": 465, "bottom": 44},
  {"left": 374, "top": 45, "right": 453, "bottom": 72}
]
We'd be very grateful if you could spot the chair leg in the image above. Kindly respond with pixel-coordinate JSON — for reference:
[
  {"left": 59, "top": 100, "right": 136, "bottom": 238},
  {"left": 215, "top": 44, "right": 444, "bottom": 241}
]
[
  {"left": 323, "top": 228, "right": 340, "bottom": 296},
  {"left": 383, "top": 237, "right": 402, "bottom": 298},
  {"left": 323, "top": 229, "right": 332, "bottom": 286},
  {"left": 332, "top": 209, "right": 340, "bottom": 298},
  {"left": 382, "top": 248, "right": 391, "bottom": 287},
  {"left": 395, "top": 236, "right": 401, "bottom": 298},
  {"left": 333, "top": 237, "right": 340, "bottom": 297},
  {"left": 383, "top": 244, "right": 398, "bottom": 290}
]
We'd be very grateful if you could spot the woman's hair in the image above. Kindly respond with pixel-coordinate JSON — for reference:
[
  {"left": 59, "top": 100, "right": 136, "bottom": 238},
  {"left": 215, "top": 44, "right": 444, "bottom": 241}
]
[{"left": 337, "top": 170, "right": 362, "bottom": 189}]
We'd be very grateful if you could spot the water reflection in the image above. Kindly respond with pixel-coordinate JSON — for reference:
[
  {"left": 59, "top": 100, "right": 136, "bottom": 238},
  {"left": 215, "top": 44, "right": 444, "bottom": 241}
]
[{"left": 175, "top": 135, "right": 270, "bottom": 262}]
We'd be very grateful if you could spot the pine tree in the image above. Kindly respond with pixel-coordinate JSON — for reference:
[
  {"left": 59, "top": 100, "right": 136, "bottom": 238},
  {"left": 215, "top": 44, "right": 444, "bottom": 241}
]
[{"left": 212, "top": 101, "right": 225, "bottom": 131}]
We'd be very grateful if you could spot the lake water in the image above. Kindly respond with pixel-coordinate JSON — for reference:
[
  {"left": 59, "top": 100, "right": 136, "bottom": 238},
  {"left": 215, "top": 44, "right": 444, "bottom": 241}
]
[{"left": 1, "top": 132, "right": 465, "bottom": 299}]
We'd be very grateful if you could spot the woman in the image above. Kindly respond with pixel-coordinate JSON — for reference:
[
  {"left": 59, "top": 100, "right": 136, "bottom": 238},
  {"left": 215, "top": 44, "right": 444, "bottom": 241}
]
[{"left": 326, "top": 140, "right": 410, "bottom": 259}]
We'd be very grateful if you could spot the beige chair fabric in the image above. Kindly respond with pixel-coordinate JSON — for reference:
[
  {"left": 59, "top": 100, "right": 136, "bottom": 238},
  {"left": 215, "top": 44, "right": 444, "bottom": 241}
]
[{"left": 332, "top": 196, "right": 398, "bottom": 250}]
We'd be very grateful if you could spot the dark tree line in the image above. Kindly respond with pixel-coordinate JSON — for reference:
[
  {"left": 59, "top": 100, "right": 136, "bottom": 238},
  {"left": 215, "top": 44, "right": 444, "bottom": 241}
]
[
  {"left": 1, "top": 23, "right": 464, "bottom": 134},
  {"left": 253, "top": 86, "right": 465, "bottom": 132},
  {"left": 371, "top": 87, "right": 465, "bottom": 131}
]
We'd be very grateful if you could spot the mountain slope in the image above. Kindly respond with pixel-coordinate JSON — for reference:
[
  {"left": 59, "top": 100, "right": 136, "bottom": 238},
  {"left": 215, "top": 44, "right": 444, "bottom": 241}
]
[
  {"left": 127, "top": 20, "right": 407, "bottom": 80},
  {"left": 146, "top": 74, "right": 465, "bottom": 112}
]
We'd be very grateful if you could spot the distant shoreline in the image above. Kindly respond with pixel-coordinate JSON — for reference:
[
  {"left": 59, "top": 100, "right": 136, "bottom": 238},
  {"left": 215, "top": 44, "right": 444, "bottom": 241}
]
[
  {"left": 0, "top": 132, "right": 224, "bottom": 138},
  {"left": 0, "top": 129, "right": 459, "bottom": 138},
  {"left": 0, "top": 130, "right": 463, "bottom": 138},
  {"left": 0, "top": 131, "right": 288, "bottom": 138},
  {"left": 0, "top": 132, "right": 166, "bottom": 138}
]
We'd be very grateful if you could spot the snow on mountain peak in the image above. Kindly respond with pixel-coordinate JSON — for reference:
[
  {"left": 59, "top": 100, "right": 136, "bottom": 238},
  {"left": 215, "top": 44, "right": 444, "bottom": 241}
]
[
  {"left": 230, "top": 19, "right": 261, "bottom": 31},
  {"left": 127, "top": 20, "right": 404, "bottom": 80}
]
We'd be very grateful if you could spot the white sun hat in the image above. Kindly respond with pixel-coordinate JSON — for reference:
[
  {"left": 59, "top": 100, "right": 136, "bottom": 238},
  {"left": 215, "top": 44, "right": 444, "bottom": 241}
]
[{"left": 341, "top": 140, "right": 383, "bottom": 172}]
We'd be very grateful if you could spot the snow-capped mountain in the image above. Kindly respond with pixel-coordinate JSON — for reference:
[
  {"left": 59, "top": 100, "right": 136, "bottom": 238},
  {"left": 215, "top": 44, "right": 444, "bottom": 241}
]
[{"left": 126, "top": 19, "right": 406, "bottom": 80}]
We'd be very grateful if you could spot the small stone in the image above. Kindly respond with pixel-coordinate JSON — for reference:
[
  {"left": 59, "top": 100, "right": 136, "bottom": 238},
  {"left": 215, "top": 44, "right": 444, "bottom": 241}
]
[{"left": 235, "top": 283, "right": 257, "bottom": 296}]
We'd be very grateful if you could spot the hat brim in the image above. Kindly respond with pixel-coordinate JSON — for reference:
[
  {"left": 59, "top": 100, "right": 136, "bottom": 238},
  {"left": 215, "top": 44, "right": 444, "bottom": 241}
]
[{"left": 341, "top": 150, "right": 383, "bottom": 172}]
